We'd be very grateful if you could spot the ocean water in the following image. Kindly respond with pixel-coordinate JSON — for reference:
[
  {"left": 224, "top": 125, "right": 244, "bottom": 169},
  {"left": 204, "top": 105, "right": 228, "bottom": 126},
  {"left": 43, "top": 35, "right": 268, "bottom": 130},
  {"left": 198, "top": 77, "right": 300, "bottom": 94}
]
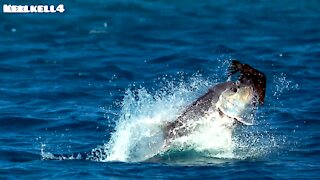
[{"left": 1, "top": 0, "right": 320, "bottom": 179}]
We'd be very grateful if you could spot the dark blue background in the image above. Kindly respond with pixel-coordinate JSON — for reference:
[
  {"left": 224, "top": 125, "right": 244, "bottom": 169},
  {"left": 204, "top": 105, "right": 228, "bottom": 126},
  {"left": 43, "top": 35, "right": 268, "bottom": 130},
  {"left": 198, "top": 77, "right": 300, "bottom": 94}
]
[{"left": 1, "top": 0, "right": 319, "bottom": 179}]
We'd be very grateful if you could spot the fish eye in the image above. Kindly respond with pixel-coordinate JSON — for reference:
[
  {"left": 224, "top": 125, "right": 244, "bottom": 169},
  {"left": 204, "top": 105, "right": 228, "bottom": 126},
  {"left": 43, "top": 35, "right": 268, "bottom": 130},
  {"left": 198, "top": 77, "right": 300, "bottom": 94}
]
[{"left": 230, "top": 87, "right": 237, "bottom": 93}]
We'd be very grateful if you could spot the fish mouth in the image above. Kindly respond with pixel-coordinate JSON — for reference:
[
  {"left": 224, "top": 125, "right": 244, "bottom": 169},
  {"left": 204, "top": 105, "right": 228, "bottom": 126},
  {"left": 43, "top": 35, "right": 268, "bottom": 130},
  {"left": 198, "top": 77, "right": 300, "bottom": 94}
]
[{"left": 218, "top": 107, "right": 253, "bottom": 126}]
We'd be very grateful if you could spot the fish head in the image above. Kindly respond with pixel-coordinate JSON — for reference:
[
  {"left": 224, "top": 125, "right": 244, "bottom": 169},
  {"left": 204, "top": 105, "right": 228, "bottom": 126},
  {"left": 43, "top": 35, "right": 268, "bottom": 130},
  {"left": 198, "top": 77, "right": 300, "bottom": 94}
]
[{"left": 216, "top": 83, "right": 258, "bottom": 125}]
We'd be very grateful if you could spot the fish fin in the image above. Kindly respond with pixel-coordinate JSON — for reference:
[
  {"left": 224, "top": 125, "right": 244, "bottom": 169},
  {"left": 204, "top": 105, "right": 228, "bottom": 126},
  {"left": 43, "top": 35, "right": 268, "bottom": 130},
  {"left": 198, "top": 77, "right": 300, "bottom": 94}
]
[{"left": 234, "top": 118, "right": 254, "bottom": 126}]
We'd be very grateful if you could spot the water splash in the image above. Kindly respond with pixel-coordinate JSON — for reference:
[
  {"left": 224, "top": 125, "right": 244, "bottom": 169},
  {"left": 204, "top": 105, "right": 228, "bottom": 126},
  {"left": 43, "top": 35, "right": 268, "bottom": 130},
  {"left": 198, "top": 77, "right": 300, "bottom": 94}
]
[
  {"left": 89, "top": 69, "right": 280, "bottom": 163},
  {"left": 272, "top": 72, "right": 299, "bottom": 101},
  {"left": 94, "top": 75, "right": 212, "bottom": 162},
  {"left": 40, "top": 59, "right": 290, "bottom": 163},
  {"left": 40, "top": 143, "right": 83, "bottom": 160}
]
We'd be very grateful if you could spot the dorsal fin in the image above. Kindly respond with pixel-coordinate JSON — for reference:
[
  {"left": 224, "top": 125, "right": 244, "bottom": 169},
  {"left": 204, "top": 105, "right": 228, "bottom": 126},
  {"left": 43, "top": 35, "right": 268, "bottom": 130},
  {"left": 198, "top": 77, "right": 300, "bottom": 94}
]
[{"left": 228, "top": 60, "right": 266, "bottom": 105}]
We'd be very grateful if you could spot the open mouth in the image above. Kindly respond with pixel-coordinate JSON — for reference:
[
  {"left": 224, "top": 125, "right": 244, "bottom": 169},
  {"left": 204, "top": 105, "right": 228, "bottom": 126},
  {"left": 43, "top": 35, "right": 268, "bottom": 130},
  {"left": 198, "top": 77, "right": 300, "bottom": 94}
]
[{"left": 218, "top": 107, "right": 253, "bottom": 126}]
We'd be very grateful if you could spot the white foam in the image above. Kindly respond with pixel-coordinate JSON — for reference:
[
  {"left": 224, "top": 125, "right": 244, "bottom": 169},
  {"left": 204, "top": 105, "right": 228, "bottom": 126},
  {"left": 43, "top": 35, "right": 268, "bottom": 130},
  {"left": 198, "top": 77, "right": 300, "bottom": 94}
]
[
  {"left": 172, "top": 112, "right": 236, "bottom": 158},
  {"left": 40, "top": 61, "right": 288, "bottom": 163},
  {"left": 92, "top": 75, "right": 250, "bottom": 162},
  {"left": 102, "top": 80, "right": 206, "bottom": 162}
]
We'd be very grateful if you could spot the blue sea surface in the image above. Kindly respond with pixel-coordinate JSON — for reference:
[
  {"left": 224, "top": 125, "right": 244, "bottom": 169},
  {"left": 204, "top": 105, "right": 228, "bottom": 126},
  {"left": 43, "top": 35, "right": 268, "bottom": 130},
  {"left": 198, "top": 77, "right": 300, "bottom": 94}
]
[{"left": 1, "top": 0, "right": 320, "bottom": 179}]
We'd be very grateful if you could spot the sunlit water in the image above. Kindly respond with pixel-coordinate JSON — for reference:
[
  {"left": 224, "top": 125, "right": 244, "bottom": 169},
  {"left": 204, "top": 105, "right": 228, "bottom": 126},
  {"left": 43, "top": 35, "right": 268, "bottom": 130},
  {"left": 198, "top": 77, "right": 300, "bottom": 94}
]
[{"left": 1, "top": 0, "right": 319, "bottom": 179}]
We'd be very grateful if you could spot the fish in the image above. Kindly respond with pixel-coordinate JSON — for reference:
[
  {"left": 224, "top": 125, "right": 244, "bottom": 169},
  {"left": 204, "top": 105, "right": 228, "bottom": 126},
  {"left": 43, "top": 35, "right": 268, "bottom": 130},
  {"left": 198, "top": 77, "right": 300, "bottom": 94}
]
[{"left": 164, "top": 60, "right": 266, "bottom": 144}]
